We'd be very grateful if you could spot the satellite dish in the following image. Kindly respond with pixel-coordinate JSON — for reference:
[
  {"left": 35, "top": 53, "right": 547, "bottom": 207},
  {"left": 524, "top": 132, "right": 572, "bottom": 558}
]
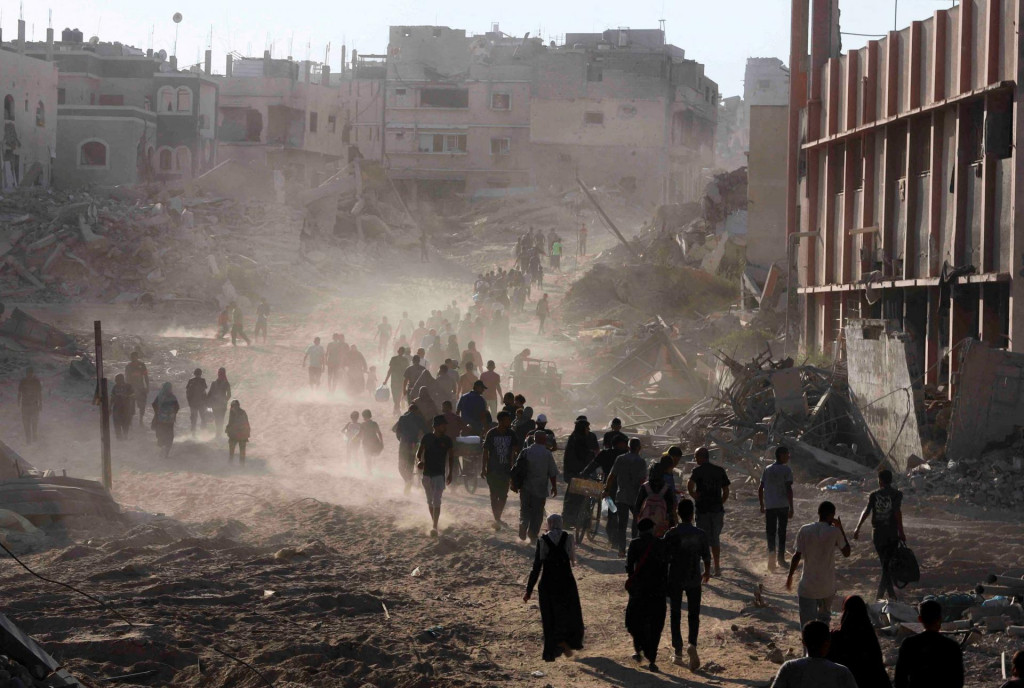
[
  {"left": 172, "top": 13, "right": 183, "bottom": 23},
  {"left": 157, "top": 48, "right": 167, "bottom": 61},
  {"left": 89, "top": 36, "right": 100, "bottom": 44}
]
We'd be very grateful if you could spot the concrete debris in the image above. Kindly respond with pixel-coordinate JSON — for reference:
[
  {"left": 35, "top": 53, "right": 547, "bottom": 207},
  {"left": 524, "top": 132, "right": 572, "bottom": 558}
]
[
  {"left": 0, "top": 613, "right": 85, "bottom": 686},
  {"left": 0, "top": 308, "right": 77, "bottom": 353}
]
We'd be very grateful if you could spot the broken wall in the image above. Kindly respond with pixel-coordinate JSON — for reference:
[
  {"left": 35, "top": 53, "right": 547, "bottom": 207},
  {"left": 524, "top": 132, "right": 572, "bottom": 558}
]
[
  {"left": 946, "top": 339, "right": 1024, "bottom": 460},
  {"left": 746, "top": 104, "right": 788, "bottom": 268},
  {"left": 845, "top": 320, "right": 924, "bottom": 473}
]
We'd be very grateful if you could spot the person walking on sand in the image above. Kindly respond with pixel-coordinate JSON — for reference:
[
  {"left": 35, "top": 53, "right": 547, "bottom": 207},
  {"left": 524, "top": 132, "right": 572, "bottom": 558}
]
[
  {"left": 377, "top": 317, "right": 393, "bottom": 362},
  {"left": 462, "top": 341, "right": 484, "bottom": 373},
  {"left": 482, "top": 411, "right": 521, "bottom": 530},
  {"left": 852, "top": 469, "right": 906, "bottom": 602},
  {"left": 511, "top": 430, "right": 559, "bottom": 543},
  {"left": 342, "top": 411, "right": 362, "bottom": 461},
  {"left": 563, "top": 415, "right": 598, "bottom": 529},
  {"left": 625, "top": 518, "right": 668, "bottom": 673},
  {"left": 687, "top": 446, "right": 731, "bottom": 576},
  {"left": 151, "top": 382, "right": 180, "bottom": 459},
  {"left": 325, "top": 334, "right": 345, "bottom": 393},
  {"left": 254, "top": 298, "right": 270, "bottom": 343},
  {"left": 216, "top": 306, "right": 230, "bottom": 340},
  {"left": 303, "top": 337, "right": 326, "bottom": 389},
  {"left": 383, "top": 347, "right": 410, "bottom": 414},
  {"left": 230, "top": 303, "right": 251, "bottom": 346},
  {"left": 536, "top": 293, "right": 550, "bottom": 334},
  {"left": 770, "top": 620, "right": 857, "bottom": 688},
  {"left": 787, "top": 501, "right": 852, "bottom": 627},
  {"left": 604, "top": 438, "right": 648, "bottom": 557},
  {"left": 524, "top": 513, "right": 585, "bottom": 662},
  {"left": 663, "top": 498, "right": 711, "bottom": 670},
  {"left": 207, "top": 367, "right": 232, "bottom": 437},
  {"left": 457, "top": 379, "right": 489, "bottom": 437},
  {"left": 185, "top": 368, "right": 208, "bottom": 436},
  {"left": 893, "top": 600, "right": 963, "bottom": 688},
  {"left": 578, "top": 223, "right": 588, "bottom": 256},
  {"left": 111, "top": 373, "right": 135, "bottom": 440},
  {"left": 760, "top": 445, "right": 795, "bottom": 572},
  {"left": 357, "top": 409, "right": 384, "bottom": 472},
  {"left": 416, "top": 415, "right": 454, "bottom": 537},
  {"left": 457, "top": 360, "right": 478, "bottom": 398},
  {"left": 125, "top": 350, "right": 150, "bottom": 427},
  {"left": 403, "top": 354, "right": 427, "bottom": 405},
  {"left": 394, "top": 403, "right": 427, "bottom": 494},
  {"left": 17, "top": 367, "right": 42, "bottom": 444},
  {"left": 226, "top": 399, "right": 251, "bottom": 465},
  {"left": 827, "top": 595, "right": 892, "bottom": 688},
  {"left": 550, "top": 237, "right": 563, "bottom": 271},
  {"left": 479, "top": 360, "right": 502, "bottom": 415}
]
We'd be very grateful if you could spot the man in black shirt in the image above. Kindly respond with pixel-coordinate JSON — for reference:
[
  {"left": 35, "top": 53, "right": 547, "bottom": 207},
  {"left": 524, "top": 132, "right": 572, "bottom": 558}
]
[
  {"left": 603, "top": 417, "right": 627, "bottom": 449},
  {"left": 894, "top": 600, "right": 964, "bottom": 688},
  {"left": 687, "top": 446, "right": 730, "bottom": 576},
  {"left": 584, "top": 433, "right": 628, "bottom": 479},
  {"left": 185, "top": 368, "right": 208, "bottom": 436},
  {"left": 662, "top": 498, "right": 711, "bottom": 670},
  {"left": 416, "top": 415, "right": 454, "bottom": 538},
  {"left": 481, "top": 411, "right": 521, "bottom": 530},
  {"left": 853, "top": 468, "right": 906, "bottom": 601}
]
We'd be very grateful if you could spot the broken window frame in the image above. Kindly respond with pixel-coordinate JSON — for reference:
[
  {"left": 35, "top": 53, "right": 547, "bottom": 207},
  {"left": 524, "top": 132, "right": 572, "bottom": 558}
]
[
  {"left": 35, "top": 101, "right": 45, "bottom": 127},
  {"left": 490, "top": 93, "right": 511, "bottom": 111},
  {"left": 328, "top": 115, "right": 337, "bottom": 133},
  {"left": 309, "top": 112, "right": 319, "bottom": 133},
  {"left": 176, "top": 87, "right": 192, "bottom": 112},
  {"left": 79, "top": 140, "right": 108, "bottom": 168},
  {"left": 584, "top": 111, "right": 604, "bottom": 126},
  {"left": 419, "top": 88, "right": 470, "bottom": 109},
  {"left": 490, "top": 137, "right": 511, "bottom": 155},
  {"left": 417, "top": 132, "right": 468, "bottom": 154},
  {"left": 158, "top": 87, "right": 174, "bottom": 112}
]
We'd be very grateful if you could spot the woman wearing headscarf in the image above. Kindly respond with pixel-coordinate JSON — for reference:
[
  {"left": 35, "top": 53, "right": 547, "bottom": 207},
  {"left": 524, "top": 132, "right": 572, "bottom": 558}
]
[
  {"left": 207, "top": 367, "right": 232, "bottom": 436},
  {"left": 412, "top": 387, "right": 438, "bottom": 426},
  {"left": 827, "top": 595, "right": 892, "bottom": 688},
  {"left": 524, "top": 514, "right": 585, "bottom": 662},
  {"left": 345, "top": 344, "right": 367, "bottom": 395},
  {"left": 111, "top": 373, "right": 135, "bottom": 440},
  {"left": 225, "top": 399, "right": 251, "bottom": 465},
  {"left": 562, "top": 416, "right": 599, "bottom": 530},
  {"left": 151, "top": 382, "right": 180, "bottom": 458},
  {"left": 625, "top": 518, "right": 668, "bottom": 672},
  {"left": 513, "top": 406, "right": 536, "bottom": 446}
]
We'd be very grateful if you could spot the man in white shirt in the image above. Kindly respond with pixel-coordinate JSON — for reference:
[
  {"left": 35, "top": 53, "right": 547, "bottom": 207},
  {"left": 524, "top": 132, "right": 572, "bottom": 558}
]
[
  {"left": 770, "top": 620, "right": 857, "bottom": 688},
  {"left": 786, "top": 501, "right": 851, "bottom": 627}
]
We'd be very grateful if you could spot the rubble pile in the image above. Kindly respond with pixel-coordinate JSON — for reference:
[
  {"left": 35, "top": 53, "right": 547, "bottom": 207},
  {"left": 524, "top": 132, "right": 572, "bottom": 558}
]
[
  {"left": 653, "top": 348, "right": 880, "bottom": 478},
  {"left": 909, "top": 448, "right": 1024, "bottom": 510}
]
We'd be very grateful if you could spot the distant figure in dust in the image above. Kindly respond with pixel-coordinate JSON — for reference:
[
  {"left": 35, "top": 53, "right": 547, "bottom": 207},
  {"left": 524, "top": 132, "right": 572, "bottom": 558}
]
[
  {"left": 342, "top": 411, "right": 362, "bottom": 461},
  {"left": 420, "top": 231, "right": 430, "bottom": 263},
  {"left": 550, "top": 237, "right": 563, "bottom": 271},
  {"left": 185, "top": 368, "right": 208, "bottom": 436},
  {"left": 358, "top": 409, "right": 384, "bottom": 472},
  {"left": 17, "top": 367, "right": 42, "bottom": 444},
  {"left": 303, "top": 336, "right": 325, "bottom": 389},
  {"left": 376, "top": 317, "right": 393, "bottom": 362},
  {"left": 254, "top": 298, "right": 270, "bottom": 343},
  {"left": 111, "top": 373, "right": 136, "bottom": 440},
  {"left": 325, "top": 334, "right": 345, "bottom": 392},
  {"left": 226, "top": 399, "right": 251, "bottom": 465},
  {"left": 230, "top": 302, "right": 251, "bottom": 346},
  {"left": 383, "top": 347, "right": 410, "bottom": 414},
  {"left": 393, "top": 403, "right": 427, "bottom": 494},
  {"left": 523, "top": 513, "right": 585, "bottom": 662},
  {"left": 216, "top": 306, "right": 230, "bottom": 339},
  {"left": 345, "top": 344, "right": 367, "bottom": 395},
  {"left": 151, "top": 382, "right": 180, "bottom": 458},
  {"left": 578, "top": 223, "right": 588, "bottom": 256},
  {"left": 125, "top": 350, "right": 150, "bottom": 427},
  {"left": 416, "top": 415, "right": 454, "bottom": 537},
  {"left": 536, "top": 293, "right": 550, "bottom": 334},
  {"left": 207, "top": 367, "right": 232, "bottom": 437}
]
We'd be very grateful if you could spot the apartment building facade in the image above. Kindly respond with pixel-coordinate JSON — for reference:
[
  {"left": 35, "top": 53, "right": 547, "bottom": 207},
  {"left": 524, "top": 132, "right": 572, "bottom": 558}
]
[
  {"left": 0, "top": 21, "right": 58, "bottom": 188},
  {"left": 530, "top": 28, "right": 718, "bottom": 205},
  {"left": 18, "top": 28, "right": 218, "bottom": 188},
  {"left": 788, "top": 0, "right": 1022, "bottom": 391}
]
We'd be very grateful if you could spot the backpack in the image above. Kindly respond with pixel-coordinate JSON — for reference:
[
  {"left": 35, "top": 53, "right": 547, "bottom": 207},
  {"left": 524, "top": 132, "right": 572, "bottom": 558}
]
[
  {"left": 638, "top": 483, "right": 670, "bottom": 536},
  {"left": 888, "top": 542, "right": 921, "bottom": 589}
]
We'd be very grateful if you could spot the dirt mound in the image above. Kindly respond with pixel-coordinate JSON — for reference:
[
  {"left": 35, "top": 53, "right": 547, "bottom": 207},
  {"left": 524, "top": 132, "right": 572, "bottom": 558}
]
[{"left": 562, "top": 263, "right": 736, "bottom": 325}]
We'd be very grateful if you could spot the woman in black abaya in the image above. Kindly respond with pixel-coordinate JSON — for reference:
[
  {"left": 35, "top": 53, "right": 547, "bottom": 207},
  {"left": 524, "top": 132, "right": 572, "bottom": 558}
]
[{"left": 523, "top": 513, "right": 585, "bottom": 661}]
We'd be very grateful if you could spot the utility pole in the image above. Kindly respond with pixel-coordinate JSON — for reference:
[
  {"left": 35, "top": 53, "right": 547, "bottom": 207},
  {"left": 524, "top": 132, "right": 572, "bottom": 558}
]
[
  {"left": 380, "top": 50, "right": 387, "bottom": 164},
  {"left": 94, "top": 321, "right": 112, "bottom": 490}
]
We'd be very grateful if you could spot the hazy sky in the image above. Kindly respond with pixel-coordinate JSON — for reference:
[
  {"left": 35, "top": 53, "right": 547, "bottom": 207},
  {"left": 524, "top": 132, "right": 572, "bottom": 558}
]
[{"left": 13, "top": 0, "right": 957, "bottom": 96}]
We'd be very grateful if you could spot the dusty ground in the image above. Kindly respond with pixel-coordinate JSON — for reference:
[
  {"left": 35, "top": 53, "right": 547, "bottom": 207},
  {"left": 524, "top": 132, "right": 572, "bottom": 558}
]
[{"left": 0, "top": 227, "right": 1020, "bottom": 687}]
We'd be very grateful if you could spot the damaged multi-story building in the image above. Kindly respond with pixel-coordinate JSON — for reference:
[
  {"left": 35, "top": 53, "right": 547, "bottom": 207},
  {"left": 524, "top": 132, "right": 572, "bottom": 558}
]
[
  {"left": 216, "top": 51, "right": 383, "bottom": 190},
  {"left": 0, "top": 20, "right": 58, "bottom": 188},
  {"left": 381, "top": 25, "right": 718, "bottom": 205},
  {"left": 788, "top": 0, "right": 1024, "bottom": 392},
  {"left": 16, "top": 27, "right": 218, "bottom": 188}
]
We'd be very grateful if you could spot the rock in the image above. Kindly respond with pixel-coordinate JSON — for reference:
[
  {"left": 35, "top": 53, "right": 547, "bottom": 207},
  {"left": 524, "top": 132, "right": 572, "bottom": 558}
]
[{"left": 766, "top": 647, "right": 785, "bottom": 664}]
